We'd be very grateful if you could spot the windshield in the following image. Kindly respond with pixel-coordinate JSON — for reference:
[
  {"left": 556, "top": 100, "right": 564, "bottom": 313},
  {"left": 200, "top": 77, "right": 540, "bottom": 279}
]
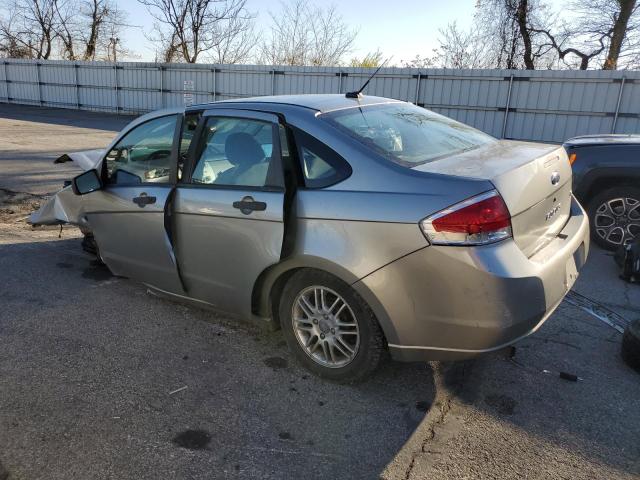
[{"left": 322, "top": 103, "right": 495, "bottom": 166}]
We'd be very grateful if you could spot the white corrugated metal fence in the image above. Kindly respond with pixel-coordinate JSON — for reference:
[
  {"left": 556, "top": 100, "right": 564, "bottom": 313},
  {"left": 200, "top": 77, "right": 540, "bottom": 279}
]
[{"left": 0, "top": 58, "right": 638, "bottom": 143}]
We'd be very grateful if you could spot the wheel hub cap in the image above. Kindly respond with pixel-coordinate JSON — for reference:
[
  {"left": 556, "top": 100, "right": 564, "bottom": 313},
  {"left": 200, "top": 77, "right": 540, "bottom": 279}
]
[{"left": 291, "top": 286, "right": 360, "bottom": 369}]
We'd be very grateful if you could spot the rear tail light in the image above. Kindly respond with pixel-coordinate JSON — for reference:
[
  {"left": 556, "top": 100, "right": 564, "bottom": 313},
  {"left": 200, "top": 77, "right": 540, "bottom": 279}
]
[
  {"left": 420, "top": 191, "right": 512, "bottom": 246},
  {"left": 568, "top": 152, "right": 577, "bottom": 165}
]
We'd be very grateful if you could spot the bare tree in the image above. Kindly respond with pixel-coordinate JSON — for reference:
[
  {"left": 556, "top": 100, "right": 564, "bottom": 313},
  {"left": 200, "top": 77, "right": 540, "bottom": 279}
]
[
  {"left": 605, "top": 0, "right": 639, "bottom": 68},
  {"left": 0, "top": 0, "right": 60, "bottom": 59},
  {"left": 152, "top": 26, "right": 183, "bottom": 62},
  {"left": 79, "top": 0, "right": 114, "bottom": 60},
  {"left": 53, "top": 0, "right": 77, "bottom": 59},
  {"left": 138, "top": 0, "right": 254, "bottom": 63},
  {"left": 529, "top": 0, "right": 639, "bottom": 70},
  {"left": 400, "top": 54, "right": 435, "bottom": 68},
  {"left": 210, "top": 10, "right": 255, "bottom": 63},
  {"left": 432, "top": 22, "right": 494, "bottom": 69},
  {"left": 475, "top": 0, "right": 556, "bottom": 69},
  {"left": 0, "top": 0, "right": 132, "bottom": 61},
  {"left": 572, "top": 0, "right": 639, "bottom": 69},
  {"left": 99, "top": 5, "right": 131, "bottom": 61},
  {"left": 259, "top": 0, "right": 357, "bottom": 66}
]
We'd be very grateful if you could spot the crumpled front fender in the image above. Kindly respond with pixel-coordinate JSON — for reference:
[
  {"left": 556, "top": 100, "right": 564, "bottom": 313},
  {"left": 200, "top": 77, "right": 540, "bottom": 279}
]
[
  {"left": 29, "top": 148, "right": 103, "bottom": 226},
  {"left": 29, "top": 186, "right": 86, "bottom": 226}
]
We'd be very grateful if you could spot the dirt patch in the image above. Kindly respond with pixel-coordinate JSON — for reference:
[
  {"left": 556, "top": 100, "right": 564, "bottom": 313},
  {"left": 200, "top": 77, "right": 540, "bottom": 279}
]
[{"left": 0, "top": 188, "right": 44, "bottom": 223}]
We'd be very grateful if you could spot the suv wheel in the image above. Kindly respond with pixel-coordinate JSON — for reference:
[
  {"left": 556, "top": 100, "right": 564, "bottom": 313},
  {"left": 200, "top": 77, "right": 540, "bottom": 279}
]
[
  {"left": 588, "top": 186, "right": 640, "bottom": 251},
  {"left": 279, "top": 269, "right": 385, "bottom": 383}
]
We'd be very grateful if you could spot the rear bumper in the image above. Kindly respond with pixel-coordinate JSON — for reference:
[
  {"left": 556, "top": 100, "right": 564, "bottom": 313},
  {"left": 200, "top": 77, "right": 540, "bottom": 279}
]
[{"left": 354, "top": 196, "right": 590, "bottom": 362}]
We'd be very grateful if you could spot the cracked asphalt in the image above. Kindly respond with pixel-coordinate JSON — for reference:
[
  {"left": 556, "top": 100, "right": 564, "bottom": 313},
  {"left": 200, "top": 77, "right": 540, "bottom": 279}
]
[{"left": 0, "top": 105, "right": 639, "bottom": 479}]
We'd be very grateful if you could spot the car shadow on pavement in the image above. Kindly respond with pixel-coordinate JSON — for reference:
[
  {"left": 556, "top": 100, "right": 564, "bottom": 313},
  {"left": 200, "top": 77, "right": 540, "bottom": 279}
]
[
  {"left": 0, "top": 238, "right": 436, "bottom": 480},
  {"left": 0, "top": 103, "right": 134, "bottom": 132}
]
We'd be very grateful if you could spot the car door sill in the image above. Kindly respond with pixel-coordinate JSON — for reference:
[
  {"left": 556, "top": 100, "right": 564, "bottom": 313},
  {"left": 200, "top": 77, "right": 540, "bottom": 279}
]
[{"left": 144, "top": 283, "right": 275, "bottom": 329}]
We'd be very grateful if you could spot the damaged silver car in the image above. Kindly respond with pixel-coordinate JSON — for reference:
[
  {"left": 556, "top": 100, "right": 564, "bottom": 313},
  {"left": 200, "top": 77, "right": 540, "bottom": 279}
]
[{"left": 32, "top": 94, "right": 590, "bottom": 382}]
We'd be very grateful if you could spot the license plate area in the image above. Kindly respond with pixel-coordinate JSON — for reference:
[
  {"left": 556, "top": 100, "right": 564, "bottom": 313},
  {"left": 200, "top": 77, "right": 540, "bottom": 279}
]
[{"left": 564, "top": 242, "right": 585, "bottom": 291}]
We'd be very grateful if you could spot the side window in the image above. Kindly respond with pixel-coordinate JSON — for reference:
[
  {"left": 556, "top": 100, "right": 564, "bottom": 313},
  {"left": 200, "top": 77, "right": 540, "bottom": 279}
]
[
  {"left": 292, "top": 127, "right": 351, "bottom": 188},
  {"left": 105, "top": 115, "right": 178, "bottom": 185},
  {"left": 191, "top": 117, "right": 278, "bottom": 188}
]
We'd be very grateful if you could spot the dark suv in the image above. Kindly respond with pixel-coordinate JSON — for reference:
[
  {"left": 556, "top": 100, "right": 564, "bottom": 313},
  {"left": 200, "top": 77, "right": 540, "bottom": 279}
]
[{"left": 564, "top": 134, "right": 640, "bottom": 250}]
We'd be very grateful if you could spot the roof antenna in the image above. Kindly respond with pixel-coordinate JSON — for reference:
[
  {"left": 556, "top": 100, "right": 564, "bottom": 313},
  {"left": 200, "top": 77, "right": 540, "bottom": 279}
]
[{"left": 345, "top": 57, "right": 391, "bottom": 99}]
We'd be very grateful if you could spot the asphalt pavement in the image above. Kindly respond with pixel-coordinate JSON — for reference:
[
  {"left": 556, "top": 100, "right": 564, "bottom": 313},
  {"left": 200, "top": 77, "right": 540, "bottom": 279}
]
[
  {"left": 0, "top": 105, "right": 638, "bottom": 480},
  {"left": 0, "top": 104, "right": 132, "bottom": 194}
]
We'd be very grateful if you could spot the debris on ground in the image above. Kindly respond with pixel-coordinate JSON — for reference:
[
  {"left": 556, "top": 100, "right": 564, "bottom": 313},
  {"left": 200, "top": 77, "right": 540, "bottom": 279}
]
[
  {"left": 168, "top": 385, "right": 188, "bottom": 395},
  {"left": 564, "top": 290, "right": 628, "bottom": 334},
  {"left": 541, "top": 369, "right": 582, "bottom": 381},
  {"left": 510, "top": 357, "right": 584, "bottom": 382}
]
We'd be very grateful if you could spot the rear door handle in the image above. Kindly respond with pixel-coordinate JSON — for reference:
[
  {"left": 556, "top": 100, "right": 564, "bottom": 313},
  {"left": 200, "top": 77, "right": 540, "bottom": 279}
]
[
  {"left": 133, "top": 192, "right": 156, "bottom": 207},
  {"left": 233, "top": 196, "right": 267, "bottom": 215}
]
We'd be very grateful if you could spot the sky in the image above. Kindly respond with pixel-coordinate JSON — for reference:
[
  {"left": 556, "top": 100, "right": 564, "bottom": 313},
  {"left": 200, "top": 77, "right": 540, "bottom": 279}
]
[
  {"left": 119, "top": 0, "right": 476, "bottom": 62},
  {"left": 118, "top": 0, "right": 565, "bottom": 63}
]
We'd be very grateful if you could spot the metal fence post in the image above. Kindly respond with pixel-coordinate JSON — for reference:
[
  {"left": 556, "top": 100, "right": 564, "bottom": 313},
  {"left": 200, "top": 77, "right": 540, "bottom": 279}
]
[
  {"left": 337, "top": 71, "right": 342, "bottom": 93},
  {"left": 612, "top": 76, "right": 626, "bottom": 134},
  {"left": 212, "top": 67, "right": 217, "bottom": 102},
  {"left": 159, "top": 66, "right": 163, "bottom": 109},
  {"left": 414, "top": 72, "right": 421, "bottom": 104},
  {"left": 35, "top": 62, "right": 42, "bottom": 106},
  {"left": 113, "top": 63, "right": 119, "bottom": 114},
  {"left": 74, "top": 63, "right": 80, "bottom": 109},
  {"left": 2, "top": 61, "right": 8, "bottom": 103},
  {"left": 501, "top": 74, "right": 514, "bottom": 139},
  {"left": 271, "top": 69, "right": 275, "bottom": 95}
]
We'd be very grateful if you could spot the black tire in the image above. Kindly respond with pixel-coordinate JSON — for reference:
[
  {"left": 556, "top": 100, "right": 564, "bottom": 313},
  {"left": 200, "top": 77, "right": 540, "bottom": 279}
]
[
  {"left": 588, "top": 186, "right": 640, "bottom": 251},
  {"left": 621, "top": 319, "right": 640, "bottom": 374},
  {"left": 81, "top": 232, "right": 105, "bottom": 266},
  {"left": 279, "top": 269, "right": 385, "bottom": 383}
]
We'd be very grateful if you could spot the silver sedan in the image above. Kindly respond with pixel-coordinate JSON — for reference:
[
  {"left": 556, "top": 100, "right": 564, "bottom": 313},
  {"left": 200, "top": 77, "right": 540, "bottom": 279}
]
[{"left": 33, "top": 95, "right": 590, "bottom": 382}]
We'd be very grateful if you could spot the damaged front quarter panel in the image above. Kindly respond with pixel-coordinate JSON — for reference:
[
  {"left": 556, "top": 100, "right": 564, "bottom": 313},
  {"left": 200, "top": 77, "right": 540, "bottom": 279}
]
[
  {"left": 29, "top": 185, "right": 86, "bottom": 226},
  {"left": 29, "top": 148, "right": 104, "bottom": 227},
  {"left": 53, "top": 149, "right": 105, "bottom": 171}
]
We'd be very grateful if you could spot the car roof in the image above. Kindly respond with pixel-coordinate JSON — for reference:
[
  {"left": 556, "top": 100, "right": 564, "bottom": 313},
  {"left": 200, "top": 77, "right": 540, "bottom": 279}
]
[
  {"left": 564, "top": 134, "right": 640, "bottom": 147},
  {"left": 193, "top": 94, "right": 404, "bottom": 114}
]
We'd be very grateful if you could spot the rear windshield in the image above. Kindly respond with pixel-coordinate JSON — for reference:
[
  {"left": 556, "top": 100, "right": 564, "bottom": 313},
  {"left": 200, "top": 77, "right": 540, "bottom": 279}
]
[{"left": 321, "top": 103, "right": 495, "bottom": 167}]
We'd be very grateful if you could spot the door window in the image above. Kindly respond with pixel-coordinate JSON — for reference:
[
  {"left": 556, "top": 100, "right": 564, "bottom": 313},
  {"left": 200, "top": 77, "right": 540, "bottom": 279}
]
[
  {"left": 104, "top": 115, "right": 178, "bottom": 185},
  {"left": 191, "top": 117, "right": 278, "bottom": 188}
]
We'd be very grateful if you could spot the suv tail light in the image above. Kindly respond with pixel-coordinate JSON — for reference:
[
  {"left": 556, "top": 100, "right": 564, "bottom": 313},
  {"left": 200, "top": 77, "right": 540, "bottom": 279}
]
[{"left": 420, "top": 191, "right": 512, "bottom": 245}]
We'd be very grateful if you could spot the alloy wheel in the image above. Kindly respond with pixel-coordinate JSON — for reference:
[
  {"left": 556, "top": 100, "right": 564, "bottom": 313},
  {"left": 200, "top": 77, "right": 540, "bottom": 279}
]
[
  {"left": 594, "top": 196, "right": 640, "bottom": 247},
  {"left": 291, "top": 286, "right": 360, "bottom": 368}
]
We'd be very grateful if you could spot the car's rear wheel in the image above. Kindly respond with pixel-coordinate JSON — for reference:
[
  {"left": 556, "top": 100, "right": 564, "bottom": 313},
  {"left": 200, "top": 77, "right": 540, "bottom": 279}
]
[
  {"left": 279, "top": 269, "right": 385, "bottom": 383},
  {"left": 588, "top": 186, "right": 640, "bottom": 251}
]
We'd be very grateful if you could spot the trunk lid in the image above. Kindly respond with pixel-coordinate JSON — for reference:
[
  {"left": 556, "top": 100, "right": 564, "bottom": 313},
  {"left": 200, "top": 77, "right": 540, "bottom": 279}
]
[{"left": 413, "top": 140, "right": 573, "bottom": 257}]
